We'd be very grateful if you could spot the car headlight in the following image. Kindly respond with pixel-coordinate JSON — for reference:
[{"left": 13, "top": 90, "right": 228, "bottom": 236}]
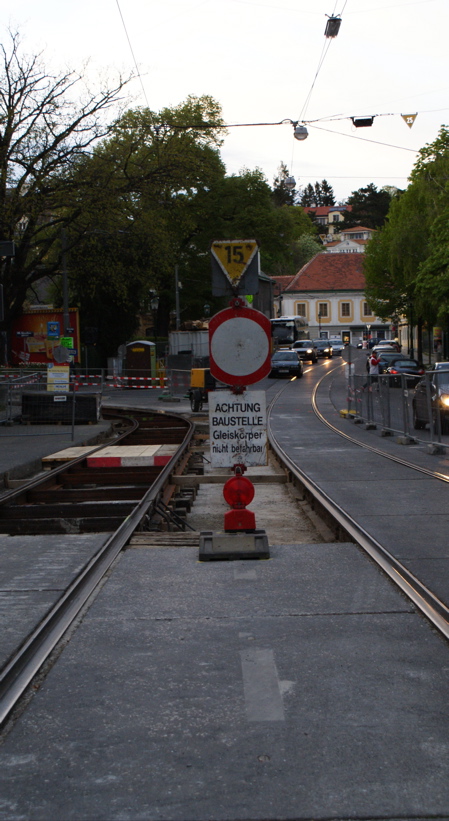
[{"left": 440, "top": 394, "right": 449, "bottom": 407}]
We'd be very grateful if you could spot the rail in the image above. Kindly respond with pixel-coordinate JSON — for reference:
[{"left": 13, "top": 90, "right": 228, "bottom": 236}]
[{"left": 0, "top": 408, "right": 194, "bottom": 727}]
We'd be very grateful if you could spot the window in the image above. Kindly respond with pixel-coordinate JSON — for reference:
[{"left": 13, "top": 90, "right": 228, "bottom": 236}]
[
  {"left": 318, "top": 303, "right": 328, "bottom": 318},
  {"left": 296, "top": 303, "right": 307, "bottom": 317},
  {"left": 341, "top": 303, "right": 350, "bottom": 317},
  {"left": 363, "top": 302, "right": 374, "bottom": 317}
]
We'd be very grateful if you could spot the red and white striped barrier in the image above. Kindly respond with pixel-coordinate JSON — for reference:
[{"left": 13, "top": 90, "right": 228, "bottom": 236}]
[
  {"left": 109, "top": 376, "right": 168, "bottom": 389},
  {"left": 87, "top": 444, "right": 178, "bottom": 467}
]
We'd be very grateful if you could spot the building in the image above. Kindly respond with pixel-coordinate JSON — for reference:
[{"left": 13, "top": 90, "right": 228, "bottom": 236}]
[
  {"left": 279, "top": 253, "right": 392, "bottom": 345},
  {"left": 302, "top": 204, "right": 350, "bottom": 241},
  {"left": 325, "top": 226, "right": 376, "bottom": 253}
]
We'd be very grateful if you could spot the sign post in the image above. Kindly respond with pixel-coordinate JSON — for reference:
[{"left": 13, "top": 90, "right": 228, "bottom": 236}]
[{"left": 199, "top": 286, "right": 271, "bottom": 560}]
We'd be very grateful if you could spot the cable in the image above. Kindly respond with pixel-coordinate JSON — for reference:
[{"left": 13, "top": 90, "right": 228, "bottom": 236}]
[
  {"left": 308, "top": 122, "right": 419, "bottom": 153},
  {"left": 115, "top": 0, "right": 151, "bottom": 111}
]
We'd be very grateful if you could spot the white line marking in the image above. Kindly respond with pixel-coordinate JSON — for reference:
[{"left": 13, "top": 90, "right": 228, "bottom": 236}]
[{"left": 240, "top": 648, "right": 285, "bottom": 721}]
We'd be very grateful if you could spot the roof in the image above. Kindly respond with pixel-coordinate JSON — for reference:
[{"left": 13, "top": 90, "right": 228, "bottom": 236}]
[
  {"left": 341, "top": 226, "right": 375, "bottom": 234},
  {"left": 285, "top": 253, "right": 366, "bottom": 292},
  {"left": 270, "top": 275, "right": 295, "bottom": 294},
  {"left": 303, "top": 205, "right": 351, "bottom": 216}
]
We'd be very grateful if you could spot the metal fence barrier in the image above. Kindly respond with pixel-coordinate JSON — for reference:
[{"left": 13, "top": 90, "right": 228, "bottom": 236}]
[{"left": 348, "top": 370, "right": 449, "bottom": 448}]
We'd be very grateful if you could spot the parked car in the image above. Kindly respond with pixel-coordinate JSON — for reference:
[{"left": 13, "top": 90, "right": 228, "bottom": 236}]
[
  {"left": 385, "top": 358, "right": 425, "bottom": 387},
  {"left": 330, "top": 340, "right": 345, "bottom": 355},
  {"left": 412, "top": 371, "right": 449, "bottom": 433},
  {"left": 269, "top": 350, "right": 303, "bottom": 378},
  {"left": 372, "top": 342, "right": 401, "bottom": 354},
  {"left": 366, "top": 352, "right": 412, "bottom": 374},
  {"left": 290, "top": 340, "right": 318, "bottom": 363},
  {"left": 313, "top": 340, "right": 333, "bottom": 358}
]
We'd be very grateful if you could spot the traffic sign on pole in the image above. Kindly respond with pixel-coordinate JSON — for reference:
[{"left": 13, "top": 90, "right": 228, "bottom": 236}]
[
  {"left": 210, "top": 239, "right": 260, "bottom": 296},
  {"left": 208, "top": 301, "right": 272, "bottom": 386}
]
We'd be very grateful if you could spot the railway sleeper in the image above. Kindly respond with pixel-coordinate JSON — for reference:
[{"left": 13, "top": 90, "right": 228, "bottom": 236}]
[
  {"left": 0, "top": 516, "right": 127, "bottom": 534},
  {"left": 0, "top": 501, "right": 137, "bottom": 519},
  {"left": 27, "top": 486, "right": 148, "bottom": 503}
]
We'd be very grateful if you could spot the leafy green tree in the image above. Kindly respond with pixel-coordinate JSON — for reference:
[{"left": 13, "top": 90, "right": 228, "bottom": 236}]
[
  {"left": 0, "top": 30, "right": 129, "bottom": 361},
  {"left": 341, "top": 183, "right": 393, "bottom": 230},
  {"left": 63, "top": 95, "right": 227, "bottom": 357},
  {"left": 292, "top": 234, "right": 323, "bottom": 271},
  {"left": 364, "top": 127, "right": 449, "bottom": 358}
]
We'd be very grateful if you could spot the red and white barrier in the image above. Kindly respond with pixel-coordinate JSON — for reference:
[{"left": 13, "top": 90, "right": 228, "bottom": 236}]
[{"left": 87, "top": 444, "right": 178, "bottom": 468}]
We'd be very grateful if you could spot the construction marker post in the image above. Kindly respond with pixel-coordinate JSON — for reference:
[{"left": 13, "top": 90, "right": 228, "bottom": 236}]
[{"left": 198, "top": 296, "right": 271, "bottom": 560}]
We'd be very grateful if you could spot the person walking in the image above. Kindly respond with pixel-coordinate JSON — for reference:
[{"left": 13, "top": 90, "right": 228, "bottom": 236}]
[{"left": 369, "top": 351, "right": 381, "bottom": 375}]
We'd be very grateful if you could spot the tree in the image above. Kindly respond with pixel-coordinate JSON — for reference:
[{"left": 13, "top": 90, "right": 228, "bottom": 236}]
[
  {"left": 364, "top": 127, "right": 449, "bottom": 359},
  {"left": 64, "top": 95, "right": 227, "bottom": 356},
  {"left": 341, "top": 183, "right": 393, "bottom": 230},
  {"left": 315, "top": 179, "right": 335, "bottom": 206},
  {"left": 272, "top": 162, "right": 296, "bottom": 206},
  {"left": 0, "top": 30, "right": 130, "bottom": 360},
  {"left": 299, "top": 179, "right": 335, "bottom": 207},
  {"left": 299, "top": 183, "right": 316, "bottom": 207}
]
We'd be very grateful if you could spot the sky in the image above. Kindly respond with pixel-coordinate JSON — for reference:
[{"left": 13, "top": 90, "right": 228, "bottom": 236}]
[{"left": 2, "top": 0, "right": 449, "bottom": 202}]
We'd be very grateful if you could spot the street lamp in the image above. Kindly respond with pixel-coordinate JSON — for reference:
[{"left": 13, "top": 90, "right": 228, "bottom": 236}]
[{"left": 366, "top": 323, "right": 371, "bottom": 347}]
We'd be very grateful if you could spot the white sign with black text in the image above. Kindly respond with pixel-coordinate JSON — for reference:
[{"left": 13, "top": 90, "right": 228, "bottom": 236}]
[{"left": 209, "top": 389, "right": 267, "bottom": 468}]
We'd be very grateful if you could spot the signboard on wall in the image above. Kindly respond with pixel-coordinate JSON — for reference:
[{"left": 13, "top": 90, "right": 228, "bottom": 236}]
[{"left": 11, "top": 309, "right": 80, "bottom": 366}]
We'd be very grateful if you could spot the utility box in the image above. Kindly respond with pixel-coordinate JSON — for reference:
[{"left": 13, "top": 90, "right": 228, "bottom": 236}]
[{"left": 21, "top": 392, "right": 101, "bottom": 424}]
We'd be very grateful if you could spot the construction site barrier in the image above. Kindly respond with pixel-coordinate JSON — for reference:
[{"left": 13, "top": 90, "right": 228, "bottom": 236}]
[{"left": 108, "top": 375, "right": 168, "bottom": 390}]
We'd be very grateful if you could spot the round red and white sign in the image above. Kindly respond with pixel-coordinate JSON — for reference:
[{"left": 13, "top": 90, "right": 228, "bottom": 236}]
[{"left": 209, "top": 305, "right": 272, "bottom": 386}]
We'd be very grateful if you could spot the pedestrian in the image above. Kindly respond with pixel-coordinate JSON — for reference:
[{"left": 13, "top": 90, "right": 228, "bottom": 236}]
[{"left": 369, "top": 351, "right": 381, "bottom": 374}]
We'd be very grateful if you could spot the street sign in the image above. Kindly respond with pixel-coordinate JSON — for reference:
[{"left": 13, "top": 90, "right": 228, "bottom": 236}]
[
  {"left": 209, "top": 304, "right": 272, "bottom": 386},
  {"left": 211, "top": 239, "right": 260, "bottom": 296},
  {"left": 209, "top": 389, "right": 267, "bottom": 467}
]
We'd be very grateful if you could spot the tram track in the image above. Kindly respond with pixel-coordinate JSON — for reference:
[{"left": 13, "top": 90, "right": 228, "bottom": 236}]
[
  {"left": 0, "top": 407, "right": 195, "bottom": 728},
  {"left": 268, "top": 366, "right": 449, "bottom": 641},
  {"left": 3, "top": 373, "right": 449, "bottom": 731}
]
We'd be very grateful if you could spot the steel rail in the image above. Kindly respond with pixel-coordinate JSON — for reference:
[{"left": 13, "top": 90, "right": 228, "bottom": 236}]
[
  {"left": 311, "top": 363, "right": 449, "bottom": 483},
  {"left": 0, "top": 411, "right": 140, "bottom": 505},
  {"left": 0, "top": 411, "right": 195, "bottom": 728},
  {"left": 267, "top": 374, "right": 449, "bottom": 642}
]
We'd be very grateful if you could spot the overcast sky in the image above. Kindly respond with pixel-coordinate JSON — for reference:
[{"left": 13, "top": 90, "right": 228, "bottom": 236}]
[{"left": 3, "top": 0, "right": 448, "bottom": 202}]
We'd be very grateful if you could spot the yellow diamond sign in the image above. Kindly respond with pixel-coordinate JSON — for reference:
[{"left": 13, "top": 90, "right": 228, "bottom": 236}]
[{"left": 211, "top": 240, "right": 259, "bottom": 286}]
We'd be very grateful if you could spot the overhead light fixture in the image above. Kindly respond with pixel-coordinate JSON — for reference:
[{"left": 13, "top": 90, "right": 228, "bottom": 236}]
[
  {"left": 324, "top": 15, "right": 342, "bottom": 38},
  {"left": 285, "top": 176, "right": 296, "bottom": 190},
  {"left": 351, "top": 117, "right": 374, "bottom": 128},
  {"left": 294, "top": 124, "right": 308, "bottom": 141}
]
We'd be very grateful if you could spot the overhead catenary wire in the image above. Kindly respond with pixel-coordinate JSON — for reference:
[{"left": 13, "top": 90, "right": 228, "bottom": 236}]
[{"left": 115, "top": 0, "right": 151, "bottom": 111}]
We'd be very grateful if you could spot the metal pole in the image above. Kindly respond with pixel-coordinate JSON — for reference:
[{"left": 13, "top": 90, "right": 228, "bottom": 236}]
[
  {"left": 175, "top": 265, "right": 180, "bottom": 330},
  {"left": 61, "top": 229, "right": 70, "bottom": 336}
]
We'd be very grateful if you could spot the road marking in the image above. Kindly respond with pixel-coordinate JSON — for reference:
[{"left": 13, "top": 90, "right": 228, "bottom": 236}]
[
  {"left": 234, "top": 567, "right": 257, "bottom": 579},
  {"left": 239, "top": 648, "right": 285, "bottom": 721}
]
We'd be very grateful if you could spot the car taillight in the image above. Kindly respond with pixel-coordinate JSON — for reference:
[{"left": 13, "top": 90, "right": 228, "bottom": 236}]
[
  {"left": 390, "top": 368, "right": 399, "bottom": 374},
  {"left": 418, "top": 369, "right": 425, "bottom": 374}
]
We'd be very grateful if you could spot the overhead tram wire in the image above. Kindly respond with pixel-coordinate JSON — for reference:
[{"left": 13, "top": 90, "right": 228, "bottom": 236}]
[
  {"left": 308, "top": 122, "right": 419, "bottom": 153},
  {"left": 115, "top": 0, "right": 151, "bottom": 112}
]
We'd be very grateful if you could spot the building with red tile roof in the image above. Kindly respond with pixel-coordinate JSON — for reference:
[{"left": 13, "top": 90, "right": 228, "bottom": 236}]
[{"left": 275, "top": 253, "right": 392, "bottom": 344}]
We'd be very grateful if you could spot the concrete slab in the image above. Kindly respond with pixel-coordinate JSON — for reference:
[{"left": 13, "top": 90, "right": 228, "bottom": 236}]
[
  {"left": 0, "top": 545, "right": 447, "bottom": 821},
  {"left": 0, "top": 533, "right": 110, "bottom": 667}
]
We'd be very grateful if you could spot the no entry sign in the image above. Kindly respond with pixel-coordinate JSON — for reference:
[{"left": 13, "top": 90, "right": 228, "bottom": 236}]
[{"left": 209, "top": 304, "right": 272, "bottom": 386}]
